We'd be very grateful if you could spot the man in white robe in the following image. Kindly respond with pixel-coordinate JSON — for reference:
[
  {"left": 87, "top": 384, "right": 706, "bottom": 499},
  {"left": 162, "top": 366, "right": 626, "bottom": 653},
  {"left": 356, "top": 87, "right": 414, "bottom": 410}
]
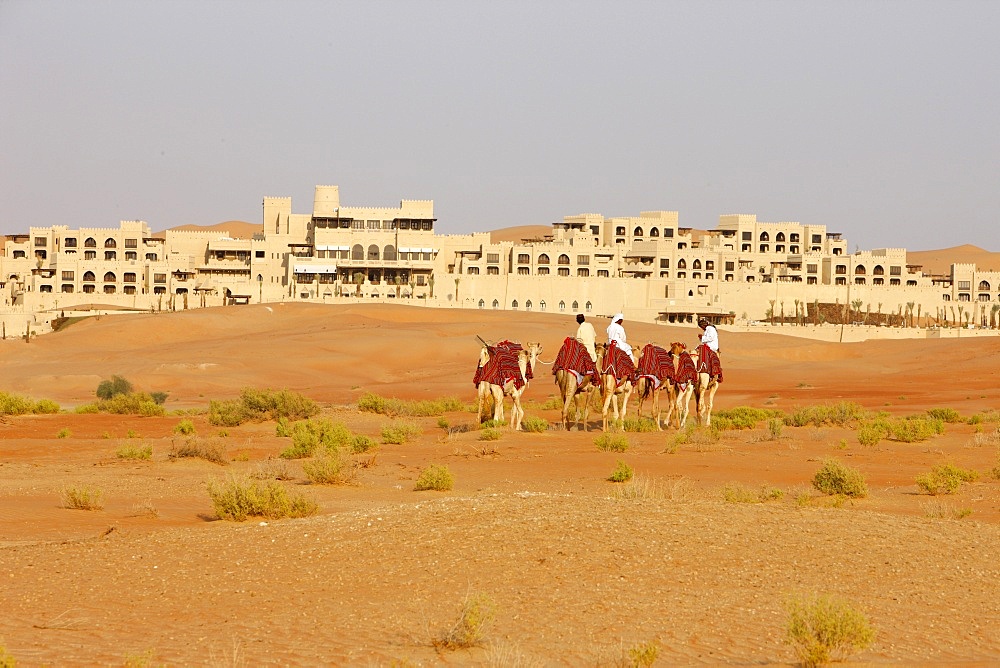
[{"left": 606, "top": 313, "right": 635, "bottom": 363}]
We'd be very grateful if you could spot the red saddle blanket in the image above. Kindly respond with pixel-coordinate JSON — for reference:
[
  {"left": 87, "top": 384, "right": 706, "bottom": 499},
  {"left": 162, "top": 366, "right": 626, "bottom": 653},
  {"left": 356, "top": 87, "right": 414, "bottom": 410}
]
[
  {"left": 552, "top": 337, "right": 598, "bottom": 380},
  {"left": 696, "top": 344, "right": 723, "bottom": 382},
  {"left": 636, "top": 344, "right": 674, "bottom": 382},
  {"left": 674, "top": 351, "right": 699, "bottom": 387},
  {"left": 473, "top": 341, "right": 531, "bottom": 390},
  {"left": 602, "top": 341, "right": 636, "bottom": 386}
]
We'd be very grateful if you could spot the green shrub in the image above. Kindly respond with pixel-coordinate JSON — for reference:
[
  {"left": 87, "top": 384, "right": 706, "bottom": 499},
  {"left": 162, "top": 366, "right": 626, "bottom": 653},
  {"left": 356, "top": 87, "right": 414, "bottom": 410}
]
[
  {"left": 785, "top": 401, "right": 865, "bottom": 427},
  {"left": 626, "top": 641, "right": 659, "bottom": 668},
  {"left": 302, "top": 448, "right": 358, "bottom": 485},
  {"left": 0, "top": 391, "right": 60, "bottom": 415},
  {"left": 480, "top": 418, "right": 505, "bottom": 429},
  {"left": 857, "top": 419, "right": 890, "bottom": 447},
  {"left": 479, "top": 427, "right": 503, "bottom": 441},
  {"left": 62, "top": 485, "right": 104, "bottom": 510},
  {"left": 608, "top": 460, "right": 634, "bottom": 483},
  {"left": 168, "top": 437, "right": 228, "bottom": 465},
  {"left": 437, "top": 417, "right": 450, "bottom": 429},
  {"left": 207, "top": 475, "right": 318, "bottom": 521},
  {"left": 887, "top": 416, "right": 944, "bottom": 443},
  {"left": 173, "top": 419, "right": 196, "bottom": 436},
  {"left": 349, "top": 434, "right": 378, "bottom": 453},
  {"left": 279, "top": 419, "right": 353, "bottom": 458},
  {"left": 595, "top": 433, "right": 629, "bottom": 452},
  {"left": 149, "top": 391, "right": 169, "bottom": 405},
  {"left": 56, "top": 427, "right": 71, "bottom": 439},
  {"left": 381, "top": 421, "right": 421, "bottom": 444},
  {"left": 275, "top": 417, "right": 292, "bottom": 437},
  {"left": 209, "top": 388, "right": 318, "bottom": 426},
  {"left": 812, "top": 458, "right": 868, "bottom": 498},
  {"left": 926, "top": 407, "right": 962, "bottom": 423},
  {"left": 33, "top": 398, "right": 60, "bottom": 414},
  {"left": 96, "top": 375, "right": 133, "bottom": 399},
  {"left": 785, "top": 593, "right": 876, "bottom": 667},
  {"left": 766, "top": 418, "right": 784, "bottom": 440},
  {"left": 622, "top": 417, "right": 657, "bottom": 433},
  {"left": 0, "top": 640, "right": 16, "bottom": 667},
  {"left": 358, "top": 393, "right": 464, "bottom": 417},
  {"left": 433, "top": 592, "right": 496, "bottom": 649},
  {"left": 414, "top": 464, "right": 454, "bottom": 491},
  {"left": 116, "top": 442, "right": 153, "bottom": 460},
  {"left": 521, "top": 416, "right": 549, "bottom": 433},
  {"left": 76, "top": 392, "right": 165, "bottom": 416},
  {"left": 915, "top": 463, "right": 980, "bottom": 495},
  {"left": 714, "top": 406, "right": 783, "bottom": 429},
  {"left": 722, "top": 483, "right": 784, "bottom": 503}
]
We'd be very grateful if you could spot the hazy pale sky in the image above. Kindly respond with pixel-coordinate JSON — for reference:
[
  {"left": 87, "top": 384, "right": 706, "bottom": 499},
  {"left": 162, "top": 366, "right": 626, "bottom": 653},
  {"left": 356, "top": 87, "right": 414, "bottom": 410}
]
[{"left": 2, "top": 0, "right": 998, "bottom": 251}]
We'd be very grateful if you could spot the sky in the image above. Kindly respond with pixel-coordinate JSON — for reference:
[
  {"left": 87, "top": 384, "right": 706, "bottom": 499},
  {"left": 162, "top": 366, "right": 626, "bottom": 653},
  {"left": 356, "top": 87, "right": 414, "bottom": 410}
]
[{"left": 1, "top": 0, "right": 998, "bottom": 252}]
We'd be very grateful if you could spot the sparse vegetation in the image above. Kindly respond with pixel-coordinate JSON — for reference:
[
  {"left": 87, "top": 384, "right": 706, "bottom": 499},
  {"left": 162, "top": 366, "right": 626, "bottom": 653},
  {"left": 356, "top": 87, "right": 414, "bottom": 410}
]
[
  {"left": 785, "top": 593, "right": 876, "bottom": 667},
  {"left": 926, "top": 407, "right": 962, "bottom": 423},
  {"left": 915, "top": 463, "right": 979, "bottom": 495},
  {"left": 380, "top": 421, "right": 421, "bottom": 444},
  {"left": 252, "top": 458, "right": 294, "bottom": 481},
  {"left": 173, "top": 419, "right": 196, "bottom": 436},
  {"left": 116, "top": 441, "right": 153, "bottom": 460},
  {"left": 521, "top": 416, "right": 549, "bottom": 433},
  {"left": 766, "top": 418, "right": 783, "bottom": 440},
  {"left": 433, "top": 592, "right": 496, "bottom": 650},
  {"left": 713, "top": 406, "right": 783, "bottom": 430},
  {"left": 168, "top": 437, "right": 228, "bottom": 465},
  {"left": 922, "top": 498, "right": 973, "bottom": 520},
  {"left": 358, "top": 392, "right": 464, "bottom": 417},
  {"left": 480, "top": 418, "right": 505, "bottom": 429},
  {"left": 722, "top": 482, "right": 783, "bottom": 503},
  {"left": 279, "top": 418, "right": 353, "bottom": 459},
  {"left": 608, "top": 460, "right": 634, "bottom": 483},
  {"left": 886, "top": 416, "right": 944, "bottom": 443},
  {"left": 75, "top": 392, "right": 165, "bottom": 416},
  {"left": 149, "top": 391, "right": 169, "bottom": 405},
  {"left": 56, "top": 427, "right": 71, "bottom": 439},
  {"left": 595, "top": 433, "right": 629, "bottom": 452},
  {"left": 856, "top": 419, "right": 888, "bottom": 447},
  {"left": 414, "top": 464, "right": 454, "bottom": 491},
  {"left": 626, "top": 641, "right": 659, "bottom": 668},
  {"left": 207, "top": 475, "right": 318, "bottom": 521},
  {"left": 0, "top": 391, "right": 60, "bottom": 416},
  {"left": 812, "top": 458, "right": 868, "bottom": 498},
  {"left": 785, "top": 401, "right": 865, "bottom": 427},
  {"left": 302, "top": 448, "right": 358, "bottom": 485},
  {"left": 209, "top": 387, "right": 318, "bottom": 426},
  {"left": 622, "top": 417, "right": 657, "bottom": 432},
  {"left": 96, "top": 375, "right": 133, "bottom": 399},
  {"left": 62, "top": 485, "right": 104, "bottom": 510},
  {"left": 479, "top": 427, "right": 503, "bottom": 441}
]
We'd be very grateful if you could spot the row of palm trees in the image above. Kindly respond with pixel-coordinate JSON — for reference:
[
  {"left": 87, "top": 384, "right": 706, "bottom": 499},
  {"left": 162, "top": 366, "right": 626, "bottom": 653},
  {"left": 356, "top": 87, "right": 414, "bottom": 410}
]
[{"left": 764, "top": 298, "right": 1000, "bottom": 329}]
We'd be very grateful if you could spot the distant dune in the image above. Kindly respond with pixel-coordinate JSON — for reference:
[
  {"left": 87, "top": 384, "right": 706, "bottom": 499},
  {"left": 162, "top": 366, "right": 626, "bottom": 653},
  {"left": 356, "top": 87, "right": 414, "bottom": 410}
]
[
  {"left": 907, "top": 244, "right": 1000, "bottom": 275},
  {"left": 488, "top": 225, "right": 552, "bottom": 243}
]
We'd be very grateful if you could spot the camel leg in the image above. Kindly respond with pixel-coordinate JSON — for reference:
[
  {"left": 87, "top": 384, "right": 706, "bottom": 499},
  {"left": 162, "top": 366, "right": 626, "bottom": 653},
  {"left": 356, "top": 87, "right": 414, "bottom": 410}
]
[
  {"left": 652, "top": 385, "right": 662, "bottom": 430},
  {"left": 601, "top": 379, "right": 614, "bottom": 431},
  {"left": 491, "top": 385, "right": 504, "bottom": 422},
  {"left": 703, "top": 379, "right": 719, "bottom": 426},
  {"left": 509, "top": 390, "right": 522, "bottom": 430},
  {"left": 677, "top": 387, "right": 692, "bottom": 428},
  {"left": 620, "top": 384, "right": 632, "bottom": 424}
]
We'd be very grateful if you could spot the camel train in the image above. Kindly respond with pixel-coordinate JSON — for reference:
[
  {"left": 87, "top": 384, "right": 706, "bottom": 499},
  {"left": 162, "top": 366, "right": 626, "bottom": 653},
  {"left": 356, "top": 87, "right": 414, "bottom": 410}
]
[{"left": 478, "top": 336, "right": 722, "bottom": 432}]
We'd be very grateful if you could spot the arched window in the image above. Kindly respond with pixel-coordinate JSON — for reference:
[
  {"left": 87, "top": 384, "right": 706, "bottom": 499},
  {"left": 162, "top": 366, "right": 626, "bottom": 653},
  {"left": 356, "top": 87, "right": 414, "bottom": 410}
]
[
  {"left": 525, "top": 300, "right": 533, "bottom": 311},
  {"left": 979, "top": 280, "right": 991, "bottom": 291},
  {"left": 559, "top": 300, "right": 566, "bottom": 311},
  {"left": 760, "top": 232, "right": 769, "bottom": 241},
  {"left": 104, "top": 272, "right": 116, "bottom": 282},
  {"left": 383, "top": 245, "right": 396, "bottom": 261},
  {"left": 367, "top": 244, "right": 379, "bottom": 260},
  {"left": 104, "top": 238, "right": 117, "bottom": 248},
  {"left": 873, "top": 265, "right": 884, "bottom": 275},
  {"left": 776, "top": 232, "right": 785, "bottom": 242},
  {"left": 650, "top": 228, "right": 659, "bottom": 237},
  {"left": 352, "top": 244, "right": 364, "bottom": 260},
  {"left": 693, "top": 259, "right": 702, "bottom": 269},
  {"left": 633, "top": 227, "right": 643, "bottom": 236},
  {"left": 538, "top": 254, "right": 550, "bottom": 264},
  {"left": 492, "top": 299, "right": 499, "bottom": 310},
  {"left": 84, "top": 237, "right": 97, "bottom": 248},
  {"left": 478, "top": 299, "right": 485, "bottom": 309},
  {"left": 677, "top": 259, "right": 687, "bottom": 269},
  {"left": 855, "top": 265, "right": 867, "bottom": 275},
  {"left": 83, "top": 271, "right": 96, "bottom": 281},
  {"left": 558, "top": 254, "right": 570, "bottom": 265},
  {"left": 585, "top": 301, "right": 592, "bottom": 312},
  {"left": 512, "top": 300, "right": 518, "bottom": 309},
  {"left": 572, "top": 300, "right": 579, "bottom": 310},
  {"left": 539, "top": 300, "right": 546, "bottom": 311}
]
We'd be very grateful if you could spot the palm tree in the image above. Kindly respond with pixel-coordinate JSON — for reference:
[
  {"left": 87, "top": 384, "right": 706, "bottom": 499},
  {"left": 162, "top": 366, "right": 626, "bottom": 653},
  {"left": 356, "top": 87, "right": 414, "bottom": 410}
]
[
  {"left": 353, "top": 271, "right": 364, "bottom": 297},
  {"left": 916, "top": 304, "right": 922, "bottom": 328},
  {"left": 794, "top": 299, "right": 801, "bottom": 326},
  {"left": 957, "top": 304, "right": 965, "bottom": 327},
  {"left": 394, "top": 275, "right": 402, "bottom": 298},
  {"left": 454, "top": 277, "right": 461, "bottom": 302},
  {"left": 429, "top": 275, "right": 435, "bottom": 298},
  {"left": 851, "top": 299, "right": 863, "bottom": 323},
  {"left": 906, "top": 301, "right": 915, "bottom": 328},
  {"left": 876, "top": 302, "right": 883, "bottom": 326},
  {"left": 813, "top": 299, "right": 820, "bottom": 326},
  {"left": 768, "top": 299, "right": 776, "bottom": 325}
]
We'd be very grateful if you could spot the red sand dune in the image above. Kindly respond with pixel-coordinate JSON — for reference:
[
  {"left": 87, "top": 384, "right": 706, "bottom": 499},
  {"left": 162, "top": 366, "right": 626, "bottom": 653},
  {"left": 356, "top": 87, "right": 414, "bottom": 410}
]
[{"left": 1, "top": 303, "right": 1000, "bottom": 665}]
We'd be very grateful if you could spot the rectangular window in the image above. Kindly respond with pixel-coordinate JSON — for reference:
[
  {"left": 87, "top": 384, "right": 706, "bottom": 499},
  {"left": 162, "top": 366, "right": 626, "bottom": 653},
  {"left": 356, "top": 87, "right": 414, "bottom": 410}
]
[
  {"left": 517, "top": 267, "right": 530, "bottom": 275},
  {"left": 663, "top": 228, "right": 673, "bottom": 238},
  {"left": 61, "top": 271, "right": 74, "bottom": 280},
  {"left": 725, "top": 261, "right": 735, "bottom": 271},
  {"left": 64, "top": 238, "right": 77, "bottom": 247},
  {"left": 807, "top": 264, "right": 818, "bottom": 273},
  {"left": 890, "top": 266, "right": 902, "bottom": 276},
  {"left": 518, "top": 253, "right": 529, "bottom": 264},
  {"left": 812, "top": 234, "right": 822, "bottom": 243},
  {"left": 659, "top": 258, "right": 670, "bottom": 268},
  {"left": 578, "top": 268, "right": 589, "bottom": 277},
  {"left": 487, "top": 253, "right": 500, "bottom": 263},
  {"left": 598, "top": 270, "right": 609, "bottom": 277},
  {"left": 124, "top": 272, "right": 136, "bottom": 282},
  {"left": 958, "top": 281, "right": 971, "bottom": 289},
  {"left": 705, "top": 261, "right": 714, "bottom": 270},
  {"left": 125, "top": 238, "right": 138, "bottom": 248},
  {"left": 558, "top": 267, "right": 570, "bottom": 276},
  {"left": 154, "top": 273, "right": 167, "bottom": 283},
  {"left": 487, "top": 266, "right": 499, "bottom": 275},
  {"left": 577, "top": 255, "right": 590, "bottom": 265},
  {"left": 351, "top": 220, "right": 364, "bottom": 229},
  {"left": 35, "top": 236, "right": 46, "bottom": 247},
  {"left": 366, "top": 220, "right": 380, "bottom": 229},
  {"left": 742, "top": 231, "right": 752, "bottom": 241}
]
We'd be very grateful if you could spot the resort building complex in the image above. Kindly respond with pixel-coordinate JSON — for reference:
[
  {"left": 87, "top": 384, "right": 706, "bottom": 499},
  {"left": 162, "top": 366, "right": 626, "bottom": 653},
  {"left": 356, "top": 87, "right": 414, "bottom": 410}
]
[{"left": 3, "top": 185, "right": 999, "bottom": 335}]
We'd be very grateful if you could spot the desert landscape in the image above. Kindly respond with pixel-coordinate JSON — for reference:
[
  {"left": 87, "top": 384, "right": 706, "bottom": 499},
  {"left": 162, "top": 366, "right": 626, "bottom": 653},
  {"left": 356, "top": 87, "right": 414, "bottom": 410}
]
[{"left": 1, "top": 300, "right": 999, "bottom": 666}]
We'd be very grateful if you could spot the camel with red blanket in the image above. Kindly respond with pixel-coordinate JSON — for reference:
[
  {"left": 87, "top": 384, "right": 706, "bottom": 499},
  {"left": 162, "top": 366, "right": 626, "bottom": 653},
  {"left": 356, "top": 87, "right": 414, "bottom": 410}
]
[
  {"left": 597, "top": 341, "right": 639, "bottom": 431},
  {"left": 552, "top": 336, "right": 600, "bottom": 431},
  {"left": 634, "top": 343, "right": 678, "bottom": 430},
  {"left": 688, "top": 343, "right": 723, "bottom": 426},
  {"left": 669, "top": 341, "right": 700, "bottom": 429},
  {"left": 473, "top": 340, "right": 542, "bottom": 430}
]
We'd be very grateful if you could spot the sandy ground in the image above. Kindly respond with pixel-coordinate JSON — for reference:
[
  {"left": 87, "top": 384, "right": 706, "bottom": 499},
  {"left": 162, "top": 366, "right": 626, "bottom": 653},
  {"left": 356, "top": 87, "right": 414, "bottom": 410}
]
[{"left": 1, "top": 302, "right": 1000, "bottom": 666}]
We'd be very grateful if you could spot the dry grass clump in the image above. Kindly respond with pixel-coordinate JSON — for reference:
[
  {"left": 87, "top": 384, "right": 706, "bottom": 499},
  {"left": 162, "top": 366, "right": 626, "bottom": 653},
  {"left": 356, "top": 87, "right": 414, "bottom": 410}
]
[
  {"left": 433, "top": 592, "right": 496, "bottom": 650},
  {"left": 207, "top": 475, "right": 318, "bottom": 521},
  {"left": 921, "top": 498, "right": 973, "bottom": 520},
  {"left": 785, "top": 401, "right": 865, "bottom": 427},
  {"left": 625, "top": 641, "right": 659, "bottom": 667},
  {"left": 251, "top": 458, "right": 294, "bottom": 481},
  {"left": 414, "top": 464, "right": 454, "bottom": 491},
  {"left": 595, "top": 433, "right": 629, "bottom": 452},
  {"left": 785, "top": 593, "right": 876, "bottom": 667},
  {"left": 915, "top": 463, "right": 979, "bottom": 495},
  {"left": 0, "top": 640, "right": 16, "bottom": 667},
  {"left": 115, "top": 441, "right": 153, "bottom": 460},
  {"left": 610, "top": 474, "right": 692, "bottom": 502},
  {"left": 812, "top": 458, "right": 868, "bottom": 498},
  {"left": 479, "top": 427, "right": 503, "bottom": 442},
  {"left": 209, "top": 387, "right": 318, "bottom": 426},
  {"left": 62, "top": 485, "right": 105, "bottom": 510},
  {"left": 721, "top": 482, "right": 784, "bottom": 503},
  {"left": 357, "top": 392, "right": 464, "bottom": 417},
  {"left": 302, "top": 448, "right": 359, "bottom": 485},
  {"left": 168, "top": 437, "right": 228, "bottom": 465}
]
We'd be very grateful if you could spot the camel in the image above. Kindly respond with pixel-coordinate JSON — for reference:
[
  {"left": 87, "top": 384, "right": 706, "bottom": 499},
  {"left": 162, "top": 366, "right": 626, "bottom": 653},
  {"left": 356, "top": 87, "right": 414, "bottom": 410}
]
[
  {"left": 553, "top": 339, "right": 601, "bottom": 431},
  {"left": 688, "top": 345, "right": 722, "bottom": 426},
  {"left": 669, "top": 341, "right": 699, "bottom": 429},
  {"left": 475, "top": 341, "right": 542, "bottom": 430},
  {"left": 633, "top": 343, "right": 677, "bottom": 431},
  {"left": 597, "top": 341, "right": 640, "bottom": 431}
]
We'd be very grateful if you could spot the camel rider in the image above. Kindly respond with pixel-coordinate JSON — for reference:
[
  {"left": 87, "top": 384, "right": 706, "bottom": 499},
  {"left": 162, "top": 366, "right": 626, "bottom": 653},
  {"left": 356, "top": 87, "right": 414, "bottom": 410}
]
[
  {"left": 698, "top": 317, "right": 720, "bottom": 354},
  {"left": 606, "top": 313, "right": 636, "bottom": 363},
  {"left": 575, "top": 313, "right": 598, "bottom": 362}
]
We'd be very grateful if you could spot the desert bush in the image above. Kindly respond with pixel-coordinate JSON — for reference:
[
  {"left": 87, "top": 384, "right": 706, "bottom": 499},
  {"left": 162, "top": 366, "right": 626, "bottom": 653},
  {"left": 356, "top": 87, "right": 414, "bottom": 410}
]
[
  {"left": 207, "top": 475, "right": 318, "bottom": 521},
  {"left": 608, "top": 460, "right": 634, "bottom": 483},
  {"left": 915, "top": 463, "right": 979, "bottom": 495},
  {"left": 280, "top": 419, "right": 353, "bottom": 459},
  {"left": 414, "top": 464, "right": 454, "bottom": 491},
  {"left": 433, "top": 592, "right": 496, "bottom": 650},
  {"left": 0, "top": 641, "right": 16, "bottom": 668},
  {"left": 209, "top": 388, "right": 318, "bottom": 426},
  {"left": 926, "top": 407, "right": 962, "bottom": 423},
  {"left": 56, "top": 427, "right": 71, "bottom": 439},
  {"left": 887, "top": 416, "right": 944, "bottom": 443},
  {"left": 714, "top": 406, "right": 783, "bottom": 429},
  {"left": 611, "top": 474, "right": 692, "bottom": 502},
  {"left": 349, "top": 434, "right": 377, "bottom": 453},
  {"left": 168, "top": 437, "right": 228, "bottom": 465},
  {"left": 275, "top": 417, "right": 293, "bottom": 437},
  {"left": 479, "top": 427, "right": 503, "bottom": 441},
  {"left": 480, "top": 418, "right": 505, "bottom": 429},
  {"left": 856, "top": 418, "right": 890, "bottom": 447},
  {"left": 626, "top": 641, "right": 659, "bottom": 668},
  {"left": 173, "top": 419, "right": 196, "bottom": 436},
  {"left": 358, "top": 392, "right": 464, "bottom": 417},
  {"left": 251, "top": 458, "right": 294, "bottom": 481},
  {"left": 785, "top": 593, "right": 876, "bottom": 667},
  {"left": 622, "top": 417, "right": 657, "bottom": 433},
  {"left": 302, "top": 448, "right": 358, "bottom": 485},
  {"left": 116, "top": 441, "right": 153, "bottom": 460},
  {"left": 62, "top": 485, "right": 104, "bottom": 510},
  {"left": 0, "top": 391, "right": 60, "bottom": 415},
  {"left": 381, "top": 421, "right": 421, "bottom": 444},
  {"left": 722, "top": 482, "right": 783, "bottom": 503},
  {"left": 521, "top": 416, "right": 549, "bottom": 433},
  {"left": 766, "top": 418, "right": 784, "bottom": 440},
  {"left": 149, "top": 391, "right": 169, "bottom": 405},
  {"left": 96, "top": 375, "right": 133, "bottom": 399},
  {"left": 785, "top": 401, "right": 865, "bottom": 427},
  {"left": 922, "top": 498, "right": 973, "bottom": 520},
  {"left": 595, "top": 433, "right": 629, "bottom": 452},
  {"left": 76, "top": 392, "right": 165, "bottom": 416},
  {"left": 812, "top": 458, "right": 868, "bottom": 498},
  {"left": 437, "top": 416, "right": 450, "bottom": 429}
]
